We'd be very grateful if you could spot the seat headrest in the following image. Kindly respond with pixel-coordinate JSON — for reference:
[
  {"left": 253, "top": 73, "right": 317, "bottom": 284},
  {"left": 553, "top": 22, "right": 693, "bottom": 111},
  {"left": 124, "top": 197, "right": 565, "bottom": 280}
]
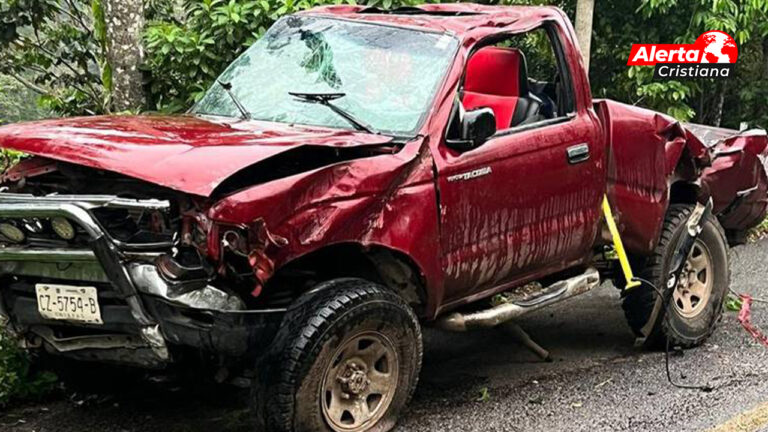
[{"left": 464, "top": 46, "right": 528, "bottom": 97}]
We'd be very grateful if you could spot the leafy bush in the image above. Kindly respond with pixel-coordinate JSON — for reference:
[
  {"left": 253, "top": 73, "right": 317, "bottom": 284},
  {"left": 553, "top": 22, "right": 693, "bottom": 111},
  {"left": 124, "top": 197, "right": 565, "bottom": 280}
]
[
  {"left": 145, "top": 0, "right": 307, "bottom": 111},
  {"left": 0, "top": 74, "right": 52, "bottom": 125},
  {"left": 629, "top": 0, "right": 768, "bottom": 127},
  {"left": 0, "top": 0, "right": 111, "bottom": 116},
  {"left": 0, "top": 328, "right": 57, "bottom": 406}
]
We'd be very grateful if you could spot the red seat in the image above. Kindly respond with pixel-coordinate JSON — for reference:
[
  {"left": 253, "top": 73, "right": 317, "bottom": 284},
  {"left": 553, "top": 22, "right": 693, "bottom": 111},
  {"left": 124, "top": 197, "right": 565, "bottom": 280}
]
[{"left": 462, "top": 46, "right": 525, "bottom": 130}]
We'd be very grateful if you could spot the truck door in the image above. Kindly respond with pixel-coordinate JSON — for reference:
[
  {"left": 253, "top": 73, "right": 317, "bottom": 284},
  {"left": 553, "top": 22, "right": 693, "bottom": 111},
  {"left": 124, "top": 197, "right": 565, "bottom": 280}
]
[{"left": 434, "top": 24, "right": 605, "bottom": 304}]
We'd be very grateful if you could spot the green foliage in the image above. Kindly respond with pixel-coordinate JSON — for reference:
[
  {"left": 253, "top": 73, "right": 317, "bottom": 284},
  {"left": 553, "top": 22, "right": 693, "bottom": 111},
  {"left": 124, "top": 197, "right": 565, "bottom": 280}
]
[
  {"left": 0, "top": 149, "right": 27, "bottom": 174},
  {"left": 628, "top": 66, "right": 697, "bottom": 120},
  {"left": 0, "top": 328, "right": 57, "bottom": 406},
  {"left": 476, "top": 386, "right": 491, "bottom": 402},
  {"left": 578, "top": 0, "right": 768, "bottom": 127},
  {"left": 0, "top": 0, "right": 110, "bottom": 115},
  {"left": 586, "top": 0, "right": 695, "bottom": 120},
  {"left": 143, "top": 0, "right": 347, "bottom": 111},
  {"left": 725, "top": 294, "right": 743, "bottom": 312},
  {"left": 91, "top": 0, "right": 112, "bottom": 106},
  {"left": 0, "top": 74, "right": 52, "bottom": 124},
  {"left": 627, "top": 0, "right": 768, "bottom": 126},
  {"left": 747, "top": 214, "right": 768, "bottom": 242},
  {"left": 144, "top": 0, "right": 179, "bottom": 20}
]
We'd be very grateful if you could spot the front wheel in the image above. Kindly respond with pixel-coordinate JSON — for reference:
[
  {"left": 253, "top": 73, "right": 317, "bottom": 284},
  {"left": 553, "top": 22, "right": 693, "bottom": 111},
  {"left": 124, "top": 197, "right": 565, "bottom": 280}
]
[
  {"left": 621, "top": 204, "right": 730, "bottom": 348},
  {"left": 253, "top": 279, "right": 422, "bottom": 432}
]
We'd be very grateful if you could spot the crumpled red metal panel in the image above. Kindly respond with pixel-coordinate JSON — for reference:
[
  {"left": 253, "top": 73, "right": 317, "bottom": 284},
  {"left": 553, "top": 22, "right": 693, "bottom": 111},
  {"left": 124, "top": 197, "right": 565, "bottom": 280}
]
[
  {"left": 699, "top": 130, "right": 768, "bottom": 233},
  {"left": 302, "top": 4, "right": 563, "bottom": 36},
  {"left": 600, "top": 99, "right": 766, "bottom": 252},
  {"left": 207, "top": 137, "right": 445, "bottom": 314},
  {"left": 0, "top": 156, "right": 58, "bottom": 181},
  {"left": 597, "top": 100, "right": 710, "bottom": 254},
  {"left": 0, "top": 115, "right": 392, "bottom": 196},
  {"left": 245, "top": 218, "right": 288, "bottom": 297}
]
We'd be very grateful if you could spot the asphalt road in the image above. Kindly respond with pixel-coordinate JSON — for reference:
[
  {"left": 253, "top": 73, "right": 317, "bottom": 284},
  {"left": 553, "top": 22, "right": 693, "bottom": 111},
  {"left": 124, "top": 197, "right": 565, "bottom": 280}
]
[{"left": 3, "top": 240, "right": 768, "bottom": 432}]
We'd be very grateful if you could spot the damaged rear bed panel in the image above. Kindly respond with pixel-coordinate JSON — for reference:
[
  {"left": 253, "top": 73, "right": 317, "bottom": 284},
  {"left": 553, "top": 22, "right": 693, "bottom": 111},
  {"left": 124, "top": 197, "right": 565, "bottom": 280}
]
[
  {"left": 598, "top": 100, "right": 768, "bottom": 252},
  {"left": 596, "top": 100, "right": 710, "bottom": 254},
  {"left": 694, "top": 126, "right": 768, "bottom": 238}
]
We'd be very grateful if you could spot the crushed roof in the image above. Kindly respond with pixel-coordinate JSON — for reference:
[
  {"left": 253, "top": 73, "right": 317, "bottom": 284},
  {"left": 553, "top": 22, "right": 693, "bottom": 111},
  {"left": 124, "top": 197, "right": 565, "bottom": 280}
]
[{"left": 299, "top": 3, "right": 564, "bottom": 36}]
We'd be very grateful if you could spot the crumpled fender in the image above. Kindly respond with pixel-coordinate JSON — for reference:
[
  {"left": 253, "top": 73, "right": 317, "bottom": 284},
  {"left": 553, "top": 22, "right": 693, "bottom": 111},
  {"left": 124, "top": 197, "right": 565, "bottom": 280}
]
[
  {"left": 597, "top": 100, "right": 710, "bottom": 254},
  {"left": 699, "top": 129, "right": 768, "bottom": 233},
  {"left": 207, "top": 137, "right": 443, "bottom": 307}
]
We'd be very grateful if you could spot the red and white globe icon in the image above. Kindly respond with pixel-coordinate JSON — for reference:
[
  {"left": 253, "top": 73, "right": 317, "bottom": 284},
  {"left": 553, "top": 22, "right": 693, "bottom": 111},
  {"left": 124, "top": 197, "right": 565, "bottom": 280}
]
[{"left": 695, "top": 31, "right": 738, "bottom": 63}]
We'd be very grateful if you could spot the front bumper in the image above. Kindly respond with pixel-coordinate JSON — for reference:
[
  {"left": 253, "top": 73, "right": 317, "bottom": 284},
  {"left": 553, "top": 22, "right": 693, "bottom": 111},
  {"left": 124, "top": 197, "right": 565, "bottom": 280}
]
[{"left": 0, "top": 193, "right": 283, "bottom": 367}]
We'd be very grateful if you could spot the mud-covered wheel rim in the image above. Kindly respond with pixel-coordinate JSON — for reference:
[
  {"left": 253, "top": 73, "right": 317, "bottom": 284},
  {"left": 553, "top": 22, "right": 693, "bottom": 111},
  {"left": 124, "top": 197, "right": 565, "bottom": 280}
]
[
  {"left": 321, "top": 331, "right": 399, "bottom": 432},
  {"left": 672, "top": 240, "right": 714, "bottom": 319}
]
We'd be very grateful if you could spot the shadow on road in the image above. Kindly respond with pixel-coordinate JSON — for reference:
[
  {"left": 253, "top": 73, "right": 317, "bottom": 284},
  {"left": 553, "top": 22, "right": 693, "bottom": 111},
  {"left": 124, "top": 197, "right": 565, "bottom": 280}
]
[{"left": 413, "top": 287, "right": 637, "bottom": 400}]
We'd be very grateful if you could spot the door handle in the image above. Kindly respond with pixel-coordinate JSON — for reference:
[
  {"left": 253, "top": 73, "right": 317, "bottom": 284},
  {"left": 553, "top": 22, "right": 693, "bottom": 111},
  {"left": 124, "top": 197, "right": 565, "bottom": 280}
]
[{"left": 566, "top": 143, "right": 590, "bottom": 164}]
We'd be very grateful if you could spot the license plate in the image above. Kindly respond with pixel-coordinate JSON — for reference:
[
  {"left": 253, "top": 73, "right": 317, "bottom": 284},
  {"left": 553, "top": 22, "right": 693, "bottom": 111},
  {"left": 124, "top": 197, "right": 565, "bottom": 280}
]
[{"left": 35, "top": 284, "right": 103, "bottom": 324}]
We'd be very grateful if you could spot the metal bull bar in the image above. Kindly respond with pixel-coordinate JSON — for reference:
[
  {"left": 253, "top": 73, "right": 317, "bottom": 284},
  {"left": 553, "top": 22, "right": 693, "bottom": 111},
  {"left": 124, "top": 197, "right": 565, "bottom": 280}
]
[{"left": 0, "top": 193, "right": 173, "bottom": 360}]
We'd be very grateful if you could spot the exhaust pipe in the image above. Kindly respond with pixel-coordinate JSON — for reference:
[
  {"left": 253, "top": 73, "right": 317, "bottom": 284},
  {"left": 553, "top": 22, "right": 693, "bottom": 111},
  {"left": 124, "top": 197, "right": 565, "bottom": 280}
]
[{"left": 436, "top": 267, "right": 600, "bottom": 332}]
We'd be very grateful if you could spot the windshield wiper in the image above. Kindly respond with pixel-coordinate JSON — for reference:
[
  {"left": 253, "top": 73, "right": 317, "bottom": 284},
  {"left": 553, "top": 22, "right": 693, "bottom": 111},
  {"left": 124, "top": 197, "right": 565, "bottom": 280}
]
[
  {"left": 217, "top": 80, "right": 251, "bottom": 120},
  {"left": 288, "top": 92, "right": 378, "bottom": 134}
]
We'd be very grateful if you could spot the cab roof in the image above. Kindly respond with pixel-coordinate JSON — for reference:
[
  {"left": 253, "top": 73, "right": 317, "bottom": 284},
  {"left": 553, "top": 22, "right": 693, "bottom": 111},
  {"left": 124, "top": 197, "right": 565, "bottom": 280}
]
[{"left": 298, "top": 3, "right": 566, "bottom": 37}]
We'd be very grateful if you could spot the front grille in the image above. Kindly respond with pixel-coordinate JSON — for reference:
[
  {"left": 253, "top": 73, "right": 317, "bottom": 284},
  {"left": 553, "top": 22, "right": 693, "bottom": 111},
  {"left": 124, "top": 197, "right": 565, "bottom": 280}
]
[
  {"left": 0, "top": 207, "right": 174, "bottom": 250},
  {"left": 91, "top": 207, "right": 175, "bottom": 244},
  {"left": 0, "top": 192, "right": 174, "bottom": 332},
  {"left": 0, "top": 193, "right": 174, "bottom": 250},
  {"left": 0, "top": 192, "right": 178, "bottom": 364}
]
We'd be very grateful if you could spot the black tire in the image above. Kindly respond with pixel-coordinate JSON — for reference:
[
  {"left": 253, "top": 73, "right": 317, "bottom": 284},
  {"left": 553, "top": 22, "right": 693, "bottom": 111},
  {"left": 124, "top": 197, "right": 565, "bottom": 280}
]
[
  {"left": 253, "top": 278, "right": 422, "bottom": 432},
  {"left": 621, "top": 204, "right": 730, "bottom": 348}
]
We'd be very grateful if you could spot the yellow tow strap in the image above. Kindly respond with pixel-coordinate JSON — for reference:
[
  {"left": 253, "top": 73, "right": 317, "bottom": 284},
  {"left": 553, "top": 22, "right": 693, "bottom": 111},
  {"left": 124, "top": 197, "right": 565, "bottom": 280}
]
[{"left": 602, "top": 196, "right": 641, "bottom": 290}]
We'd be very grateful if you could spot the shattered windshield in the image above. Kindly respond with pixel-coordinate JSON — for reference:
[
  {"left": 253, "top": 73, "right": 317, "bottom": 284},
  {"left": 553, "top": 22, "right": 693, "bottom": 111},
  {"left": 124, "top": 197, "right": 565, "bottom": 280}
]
[{"left": 193, "top": 16, "right": 459, "bottom": 135}]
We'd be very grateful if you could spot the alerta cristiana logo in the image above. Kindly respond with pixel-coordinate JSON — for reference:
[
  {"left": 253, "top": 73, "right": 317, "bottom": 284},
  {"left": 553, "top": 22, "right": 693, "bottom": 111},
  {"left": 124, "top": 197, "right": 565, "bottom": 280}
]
[{"left": 627, "top": 31, "right": 738, "bottom": 80}]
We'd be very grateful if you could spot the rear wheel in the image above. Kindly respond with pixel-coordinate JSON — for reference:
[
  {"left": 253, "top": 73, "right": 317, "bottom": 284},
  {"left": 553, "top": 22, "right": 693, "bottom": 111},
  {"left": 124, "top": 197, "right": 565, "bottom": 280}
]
[
  {"left": 671, "top": 241, "right": 714, "bottom": 320},
  {"left": 621, "top": 204, "right": 730, "bottom": 348},
  {"left": 253, "top": 278, "right": 422, "bottom": 432}
]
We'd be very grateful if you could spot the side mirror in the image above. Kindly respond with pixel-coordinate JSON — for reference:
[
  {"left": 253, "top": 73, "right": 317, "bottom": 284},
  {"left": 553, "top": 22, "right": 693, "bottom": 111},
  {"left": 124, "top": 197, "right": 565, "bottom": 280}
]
[{"left": 446, "top": 107, "right": 496, "bottom": 151}]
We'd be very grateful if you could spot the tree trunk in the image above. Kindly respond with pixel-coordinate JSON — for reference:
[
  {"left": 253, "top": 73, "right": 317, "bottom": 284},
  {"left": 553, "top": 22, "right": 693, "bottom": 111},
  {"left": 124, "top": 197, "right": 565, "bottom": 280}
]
[
  {"left": 575, "top": 0, "right": 595, "bottom": 71},
  {"left": 713, "top": 80, "right": 727, "bottom": 127},
  {"left": 104, "top": 0, "right": 145, "bottom": 112}
]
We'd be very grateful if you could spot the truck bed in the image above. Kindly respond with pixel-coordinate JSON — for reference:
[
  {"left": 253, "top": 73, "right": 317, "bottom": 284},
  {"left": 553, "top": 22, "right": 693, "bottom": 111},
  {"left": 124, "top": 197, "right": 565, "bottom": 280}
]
[{"left": 596, "top": 99, "right": 768, "bottom": 251}]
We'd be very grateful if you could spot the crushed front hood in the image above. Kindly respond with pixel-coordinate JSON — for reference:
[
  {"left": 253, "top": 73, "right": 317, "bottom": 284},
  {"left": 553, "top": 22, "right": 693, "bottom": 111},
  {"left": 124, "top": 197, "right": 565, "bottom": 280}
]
[{"left": 0, "top": 115, "right": 392, "bottom": 196}]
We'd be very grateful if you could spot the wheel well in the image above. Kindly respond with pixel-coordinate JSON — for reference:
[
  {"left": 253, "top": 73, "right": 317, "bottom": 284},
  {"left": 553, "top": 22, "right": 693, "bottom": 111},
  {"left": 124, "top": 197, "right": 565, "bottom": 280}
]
[
  {"left": 669, "top": 180, "right": 699, "bottom": 205},
  {"left": 262, "top": 243, "right": 427, "bottom": 313}
]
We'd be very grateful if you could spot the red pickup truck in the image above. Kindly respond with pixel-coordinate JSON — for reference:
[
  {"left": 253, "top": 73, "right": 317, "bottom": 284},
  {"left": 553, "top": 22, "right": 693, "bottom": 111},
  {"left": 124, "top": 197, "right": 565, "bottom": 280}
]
[{"left": 0, "top": 4, "right": 765, "bottom": 432}]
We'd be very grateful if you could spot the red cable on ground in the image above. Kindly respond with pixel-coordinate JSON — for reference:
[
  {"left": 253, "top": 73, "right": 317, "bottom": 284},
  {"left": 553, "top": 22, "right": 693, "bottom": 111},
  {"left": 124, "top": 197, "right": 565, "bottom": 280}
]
[{"left": 738, "top": 295, "right": 768, "bottom": 348}]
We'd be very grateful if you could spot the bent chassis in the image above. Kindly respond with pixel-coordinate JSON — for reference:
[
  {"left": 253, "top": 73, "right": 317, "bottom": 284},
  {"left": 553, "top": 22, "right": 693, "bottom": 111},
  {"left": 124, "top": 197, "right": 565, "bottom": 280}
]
[{"left": 0, "top": 193, "right": 283, "bottom": 368}]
